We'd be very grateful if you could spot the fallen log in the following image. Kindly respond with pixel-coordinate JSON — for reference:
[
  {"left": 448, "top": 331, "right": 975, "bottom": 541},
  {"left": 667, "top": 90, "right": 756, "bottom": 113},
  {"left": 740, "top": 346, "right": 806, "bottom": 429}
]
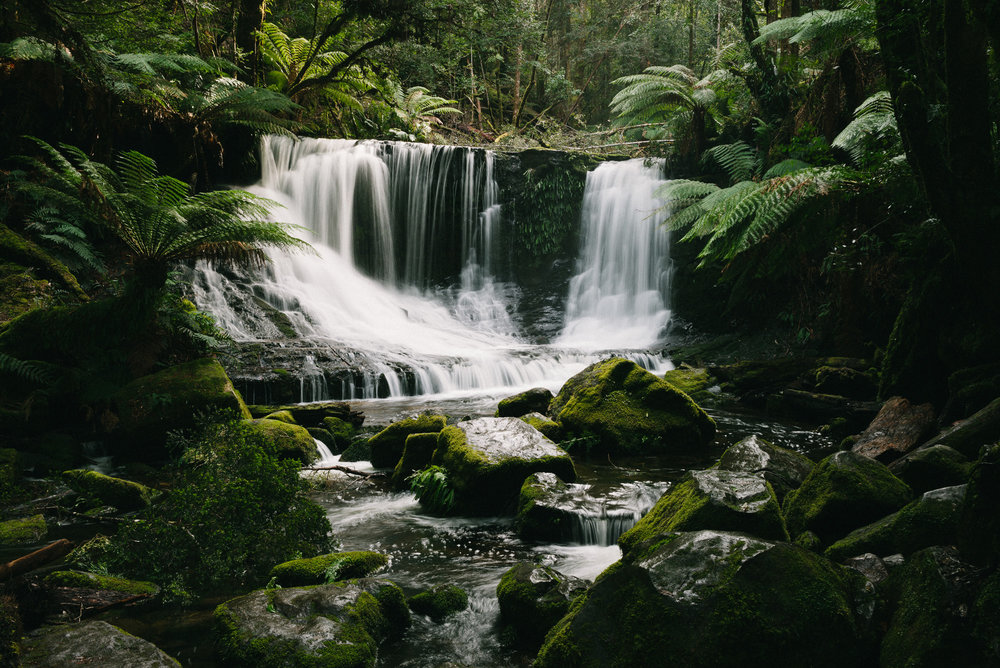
[
  {"left": 0, "top": 539, "right": 74, "bottom": 580},
  {"left": 301, "top": 465, "right": 384, "bottom": 478}
]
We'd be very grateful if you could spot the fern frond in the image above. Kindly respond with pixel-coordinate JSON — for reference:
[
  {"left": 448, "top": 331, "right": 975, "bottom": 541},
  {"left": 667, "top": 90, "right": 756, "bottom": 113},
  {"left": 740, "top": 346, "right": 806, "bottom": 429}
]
[
  {"left": 832, "top": 91, "right": 899, "bottom": 165},
  {"left": 702, "top": 142, "right": 759, "bottom": 183}
]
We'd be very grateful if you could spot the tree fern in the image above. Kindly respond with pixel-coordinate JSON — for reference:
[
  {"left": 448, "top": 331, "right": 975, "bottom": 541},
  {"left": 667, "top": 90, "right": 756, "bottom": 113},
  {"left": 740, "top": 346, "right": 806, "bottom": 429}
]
[
  {"left": 701, "top": 142, "right": 760, "bottom": 183},
  {"left": 754, "top": 0, "right": 876, "bottom": 56},
  {"left": 832, "top": 91, "right": 900, "bottom": 166}
]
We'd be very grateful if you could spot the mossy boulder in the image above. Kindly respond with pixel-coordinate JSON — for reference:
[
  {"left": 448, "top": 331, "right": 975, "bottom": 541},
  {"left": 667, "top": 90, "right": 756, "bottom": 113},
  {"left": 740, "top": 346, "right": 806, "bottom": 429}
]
[
  {"left": 919, "top": 396, "right": 1000, "bottom": 458},
  {"left": 407, "top": 585, "right": 468, "bottom": 622},
  {"left": 536, "top": 531, "right": 875, "bottom": 668},
  {"left": 879, "top": 546, "right": 986, "bottom": 668},
  {"left": 497, "top": 562, "right": 588, "bottom": 647},
  {"left": 549, "top": 358, "right": 715, "bottom": 454},
  {"left": 618, "top": 469, "right": 788, "bottom": 558},
  {"left": 369, "top": 415, "right": 447, "bottom": 469},
  {"left": 214, "top": 579, "right": 409, "bottom": 668},
  {"left": 810, "top": 364, "right": 878, "bottom": 400},
  {"left": 888, "top": 444, "right": 972, "bottom": 495},
  {"left": 783, "top": 450, "right": 913, "bottom": 544},
  {"left": 339, "top": 437, "right": 372, "bottom": 463},
  {"left": 62, "top": 469, "right": 158, "bottom": 511},
  {"left": 112, "top": 358, "right": 250, "bottom": 457},
  {"left": 497, "top": 387, "right": 554, "bottom": 418},
  {"left": 0, "top": 514, "right": 46, "bottom": 545},
  {"left": 308, "top": 427, "right": 338, "bottom": 454},
  {"left": 323, "top": 416, "right": 355, "bottom": 450},
  {"left": 245, "top": 418, "right": 318, "bottom": 464},
  {"left": 390, "top": 433, "right": 439, "bottom": 490},
  {"left": 958, "top": 443, "right": 1000, "bottom": 568},
  {"left": 263, "top": 410, "right": 296, "bottom": 424},
  {"left": 519, "top": 412, "right": 563, "bottom": 442},
  {"left": 20, "top": 620, "right": 179, "bottom": 667},
  {"left": 662, "top": 366, "right": 720, "bottom": 404},
  {"left": 516, "top": 472, "right": 574, "bottom": 542},
  {"left": 43, "top": 570, "right": 159, "bottom": 596},
  {"left": 431, "top": 417, "right": 576, "bottom": 515},
  {"left": 247, "top": 402, "right": 364, "bottom": 429},
  {"left": 715, "top": 434, "right": 815, "bottom": 502},
  {"left": 269, "top": 551, "right": 388, "bottom": 588},
  {"left": 825, "top": 485, "right": 966, "bottom": 562}
]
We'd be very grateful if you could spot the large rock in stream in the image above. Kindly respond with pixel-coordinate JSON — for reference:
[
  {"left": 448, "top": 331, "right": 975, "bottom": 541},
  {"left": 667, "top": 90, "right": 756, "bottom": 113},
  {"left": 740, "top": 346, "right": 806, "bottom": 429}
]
[
  {"left": 368, "top": 414, "right": 447, "bottom": 469},
  {"left": 715, "top": 434, "right": 815, "bottom": 502},
  {"left": 497, "top": 562, "right": 589, "bottom": 647},
  {"left": 214, "top": 579, "right": 409, "bottom": 667},
  {"left": 535, "top": 530, "right": 876, "bottom": 667},
  {"left": 21, "top": 620, "right": 179, "bottom": 666},
  {"left": 432, "top": 417, "right": 576, "bottom": 515},
  {"left": 549, "top": 358, "right": 715, "bottom": 454}
]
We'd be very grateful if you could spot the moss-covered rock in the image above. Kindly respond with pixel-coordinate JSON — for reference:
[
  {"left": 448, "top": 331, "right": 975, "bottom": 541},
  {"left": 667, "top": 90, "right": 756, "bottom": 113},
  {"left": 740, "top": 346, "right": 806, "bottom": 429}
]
[
  {"left": 618, "top": 469, "right": 788, "bottom": 558},
  {"left": 497, "top": 387, "right": 554, "bottom": 418},
  {"left": 390, "top": 433, "right": 439, "bottom": 490},
  {"left": 308, "top": 427, "right": 338, "bottom": 454},
  {"left": 549, "top": 358, "right": 715, "bottom": 454},
  {"left": 662, "top": 366, "right": 720, "bottom": 405},
  {"left": 958, "top": 443, "right": 1000, "bottom": 568},
  {"left": 879, "top": 546, "right": 985, "bottom": 668},
  {"left": 43, "top": 570, "right": 159, "bottom": 596},
  {"left": 536, "top": 531, "right": 875, "bottom": 668},
  {"left": 497, "top": 562, "right": 588, "bottom": 647},
  {"left": 339, "top": 437, "right": 372, "bottom": 463},
  {"left": 519, "top": 412, "right": 563, "bottom": 442},
  {"left": 269, "top": 551, "right": 388, "bottom": 588},
  {"left": 244, "top": 419, "right": 318, "bottom": 464},
  {"left": 432, "top": 417, "right": 576, "bottom": 515},
  {"left": 263, "top": 410, "right": 296, "bottom": 424},
  {"left": 214, "top": 579, "right": 409, "bottom": 667},
  {"left": 0, "top": 514, "right": 46, "bottom": 545},
  {"left": 112, "top": 358, "right": 250, "bottom": 457},
  {"left": 920, "top": 396, "right": 1000, "bottom": 458},
  {"left": 247, "top": 402, "right": 364, "bottom": 429},
  {"left": 810, "top": 364, "right": 878, "bottom": 400},
  {"left": 715, "top": 434, "right": 815, "bottom": 502},
  {"left": 825, "top": 485, "right": 966, "bottom": 562},
  {"left": 368, "top": 415, "right": 447, "bottom": 469},
  {"left": 322, "top": 416, "right": 355, "bottom": 450},
  {"left": 888, "top": 444, "right": 972, "bottom": 495},
  {"left": 408, "top": 585, "right": 468, "bottom": 622},
  {"left": 515, "top": 472, "right": 572, "bottom": 542},
  {"left": 62, "top": 469, "right": 158, "bottom": 511},
  {"left": 20, "top": 620, "right": 179, "bottom": 667},
  {"left": 783, "top": 450, "right": 913, "bottom": 544}
]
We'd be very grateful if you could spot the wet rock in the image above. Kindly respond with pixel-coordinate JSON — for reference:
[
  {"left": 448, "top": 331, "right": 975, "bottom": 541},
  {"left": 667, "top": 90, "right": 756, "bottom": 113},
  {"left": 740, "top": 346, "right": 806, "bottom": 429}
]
[
  {"left": 369, "top": 415, "right": 447, "bottom": 469},
  {"left": 618, "top": 469, "right": 788, "bottom": 558},
  {"left": 783, "top": 450, "right": 913, "bottom": 544},
  {"left": 888, "top": 444, "right": 972, "bottom": 495},
  {"left": 391, "top": 433, "right": 439, "bottom": 490},
  {"left": 497, "top": 562, "right": 588, "bottom": 647},
  {"left": 880, "top": 546, "right": 986, "bottom": 668},
  {"left": 62, "top": 469, "right": 158, "bottom": 511},
  {"left": 308, "top": 427, "right": 338, "bottom": 453},
  {"left": 767, "top": 389, "right": 880, "bottom": 430},
  {"left": 322, "top": 416, "right": 355, "bottom": 450},
  {"left": 549, "top": 358, "right": 715, "bottom": 454},
  {"left": 21, "top": 620, "right": 179, "bottom": 667},
  {"left": 919, "top": 396, "right": 1000, "bottom": 458},
  {"left": 958, "top": 444, "right": 1000, "bottom": 568},
  {"left": 536, "top": 531, "right": 875, "bottom": 668},
  {"left": 245, "top": 418, "right": 319, "bottom": 464},
  {"left": 716, "top": 434, "right": 815, "bottom": 502},
  {"left": 214, "top": 579, "right": 409, "bottom": 667},
  {"left": 408, "top": 584, "right": 468, "bottom": 622},
  {"left": 432, "top": 417, "right": 576, "bottom": 515},
  {"left": 851, "top": 397, "right": 937, "bottom": 463},
  {"left": 520, "top": 412, "right": 563, "bottom": 442},
  {"left": 269, "top": 551, "right": 388, "bottom": 587},
  {"left": 844, "top": 553, "right": 890, "bottom": 585},
  {"left": 825, "top": 485, "right": 966, "bottom": 562},
  {"left": 516, "top": 472, "right": 666, "bottom": 543},
  {"left": 497, "top": 387, "right": 554, "bottom": 418}
]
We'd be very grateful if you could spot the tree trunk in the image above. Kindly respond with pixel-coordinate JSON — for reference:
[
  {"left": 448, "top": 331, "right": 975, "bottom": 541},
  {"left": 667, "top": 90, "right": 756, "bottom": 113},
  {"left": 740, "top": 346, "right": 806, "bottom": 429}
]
[{"left": 235, "top": 0, "right": 266, "bottom": 83}]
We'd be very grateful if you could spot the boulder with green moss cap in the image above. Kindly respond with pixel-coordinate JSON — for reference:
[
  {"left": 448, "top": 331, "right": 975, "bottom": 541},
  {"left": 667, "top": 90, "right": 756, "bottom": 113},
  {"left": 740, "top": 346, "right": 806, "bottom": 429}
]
[
  {"left": 783, "top": 450, "right": 913, "bottom": 545},
  {"left": 662, "top": 366, "right": 721, "bottom": 405},
  {"left": 549, "top": 358, "right": 715, "bottom": 454},
  {"left": 431, "top": 417, "right": 576, "bottom": 515},
  {"left": 63, "top": 469, "right": 158, "bottom": 511},
  {"left": 497, "top": 387, "right": 554, "bottom": 418},
  {"left": 536, "top": 530, "right": 876, "bottom": 668},
  {"left": 262, "top": 410, "right": 296, "bottom": 424},
  {"left": 20, "top": 620, "right": 179, "bottom": 667},
  {"left": 368, "top": 415, "right": 447, "bottom": 469},
  {"left": 247, "top": 402, "right": 364, "bottom": 428},
  {"left": 520, "top": 412, "right": 563, "bottom": 441},
  {"left": 618, "top": 469, "right": 788, "bottom": 558},
  {"left": 825, "top": 484, "right": 966, "bottom": 562},
  {"left": 715, "top": 434, "right": 815, "bottom": 502},
  {"left": 497, "top": 562, "right": 588, "bottom": 647},
  {"left": 323, "top": 416, "right": 355, "bottom": 450},
  {"left": 269, "top": 551, "right": 388, "bottom": 587},
  {"left": 0, "top": 514, "right": 46, "bottom": 545},
  {"left": 214, "top": 579, "right": 409, "bottom": 667},
  {"left": 244, "top": 418, "right": 318, "bottom": 464},
  {"left": 889, "top": 444, "right": 972, "bottom": 495},
  {"left": 408, "top": 584, "right": 468, "bottom": 622},
  {"left": 391, "top": 433, "right": 439, "bottom": 490}
]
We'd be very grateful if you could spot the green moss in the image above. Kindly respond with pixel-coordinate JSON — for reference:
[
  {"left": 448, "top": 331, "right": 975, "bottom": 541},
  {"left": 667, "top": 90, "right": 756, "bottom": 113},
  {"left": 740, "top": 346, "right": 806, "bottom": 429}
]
[
  {"left": 63, "top": 469, "right": 158, "bottom": 511},
  {"left": 549, "top": 358, "right": 716, "bottom": 454},
  {"left": 497, "top": 562, "right": 587, "bottom": 648},
  {"left": 520, "top": 413, "right": 563, "bottom": 441},
  {"left": 889, "top": 445, "right": 971, "bottom": 495},
  {"left": 0, "top": 514, "right": 46, "bottom": 545},
  {"left": 496, "top": 388, "right": 553, "bottom": 418},
  {"left": 0, "top": 223, "right": 88, "bottom": 302},
  {"left": 322, "top": 417, "right": 355, "bottom": 450},
  {"left": 618, "top": 471, "right": 788, "bottom": 559},
  {"left": 662, "top": 367, "right": 720, "bottom": 404},
  {"left": 368, "top": 415, "right": 447, "bottom": 469},
  {"left": 783, "top": 450, "right": 913, "bottom": 543},
  {"left": 339, "top": 437, "right": 372, "bottom": 463},
  {"left": 43, "top": 570, "right": 159, "bottom": 596},
  {"left": 390, "top": 433, "right": 439, "bottom": 490},
  {"left": 269, "top": 551, "right": 388, "bottom": 587},
  {"left": 244, "top": 419, "right": 318, "bottom": 464},
  {"left": 262, "top": 410, "right": 296, "bottom": 424},
  {"left": 408, "top": 585, "right": 468, "bottom": 622}
]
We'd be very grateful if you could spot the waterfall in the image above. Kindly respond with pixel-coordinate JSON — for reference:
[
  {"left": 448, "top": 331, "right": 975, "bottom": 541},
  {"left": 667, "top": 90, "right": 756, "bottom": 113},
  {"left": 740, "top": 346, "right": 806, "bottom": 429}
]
[
  {"left": 191, "top": 138, "right": 674, "bottom": 400},
  {"left": 557, "top": 159, "right": 672, "bottom": 350}
]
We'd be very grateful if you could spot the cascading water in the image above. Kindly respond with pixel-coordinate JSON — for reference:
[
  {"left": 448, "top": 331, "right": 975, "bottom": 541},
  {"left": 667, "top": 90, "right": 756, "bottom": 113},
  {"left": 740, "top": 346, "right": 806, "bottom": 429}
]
[{"left": 191, "top": 137, "right": 674, "bottom": 400}]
